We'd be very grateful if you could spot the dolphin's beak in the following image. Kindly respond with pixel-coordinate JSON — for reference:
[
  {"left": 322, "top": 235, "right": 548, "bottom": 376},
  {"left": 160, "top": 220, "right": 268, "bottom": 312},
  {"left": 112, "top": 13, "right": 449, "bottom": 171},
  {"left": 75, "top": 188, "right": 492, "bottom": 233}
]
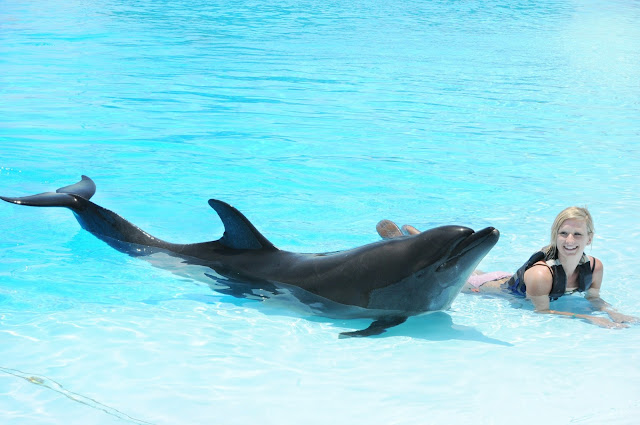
[
  {"left": 453, "top": 227, "right": 499, "bottom": 256},
  {"left": 437, "top": 227, "right": 500, "bottom": 270}
]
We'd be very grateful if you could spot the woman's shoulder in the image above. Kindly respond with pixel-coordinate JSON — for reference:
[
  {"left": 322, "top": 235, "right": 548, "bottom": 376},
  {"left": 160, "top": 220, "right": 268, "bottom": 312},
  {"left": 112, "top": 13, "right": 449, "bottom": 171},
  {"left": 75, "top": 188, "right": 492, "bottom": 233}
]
[
  {"left": 524, "top": 261, "right": 553, "bottom": 281},
  {"left": 523, "top": 261, "right": 553, "bottom": 294},
  {"left": 587, "top": 255, "right": 603, "bottom": 272}
]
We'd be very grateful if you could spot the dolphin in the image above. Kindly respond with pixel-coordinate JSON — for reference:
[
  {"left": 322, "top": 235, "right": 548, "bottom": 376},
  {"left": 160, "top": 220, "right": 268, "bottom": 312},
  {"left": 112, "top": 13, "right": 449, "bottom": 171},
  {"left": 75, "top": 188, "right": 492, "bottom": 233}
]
[{"left": 1, "top": 175, "right": 500, "bottom": 337}]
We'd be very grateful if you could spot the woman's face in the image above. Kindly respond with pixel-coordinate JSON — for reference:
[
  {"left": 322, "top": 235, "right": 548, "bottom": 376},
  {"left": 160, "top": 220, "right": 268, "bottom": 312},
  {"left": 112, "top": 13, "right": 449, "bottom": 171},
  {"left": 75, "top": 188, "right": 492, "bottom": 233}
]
[{"left": 556, "top": 218, "right": 591, "bottom": 259}]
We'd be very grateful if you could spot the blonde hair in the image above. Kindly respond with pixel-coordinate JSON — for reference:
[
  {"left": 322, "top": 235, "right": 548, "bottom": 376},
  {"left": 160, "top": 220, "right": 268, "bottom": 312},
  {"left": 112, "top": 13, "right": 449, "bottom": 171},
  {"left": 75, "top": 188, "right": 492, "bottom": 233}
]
[{"left": 543, "top": 206, "right": 595, "bottom": 258}]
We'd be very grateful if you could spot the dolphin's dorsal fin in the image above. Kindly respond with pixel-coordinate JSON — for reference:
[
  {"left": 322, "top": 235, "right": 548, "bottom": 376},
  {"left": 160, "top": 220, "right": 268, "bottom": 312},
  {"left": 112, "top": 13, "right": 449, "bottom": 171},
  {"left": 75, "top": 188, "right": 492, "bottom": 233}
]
[{"left": 208, "top": 199, "right": 276, "bottom": 250}]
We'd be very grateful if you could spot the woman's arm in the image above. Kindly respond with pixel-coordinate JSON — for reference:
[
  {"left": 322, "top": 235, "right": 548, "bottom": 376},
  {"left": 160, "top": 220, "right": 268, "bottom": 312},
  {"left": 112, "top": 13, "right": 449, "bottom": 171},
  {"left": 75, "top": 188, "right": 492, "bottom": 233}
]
[
  {"left": 585, "top": 258, "right": 638, "bottom": 324},
  {"left": 524, "top": 264, "right": 627, "bottom": 329}
]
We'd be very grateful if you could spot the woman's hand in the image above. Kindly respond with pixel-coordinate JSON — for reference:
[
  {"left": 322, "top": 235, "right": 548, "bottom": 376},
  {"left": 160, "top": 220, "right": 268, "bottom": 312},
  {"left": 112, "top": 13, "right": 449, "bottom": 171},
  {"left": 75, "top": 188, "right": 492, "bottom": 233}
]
[
  {"left": 584, "top": 316, "right": 629, "bottom": 329},
  {"left": 606, "top": 311, "right": 639, "bottom": 324}
]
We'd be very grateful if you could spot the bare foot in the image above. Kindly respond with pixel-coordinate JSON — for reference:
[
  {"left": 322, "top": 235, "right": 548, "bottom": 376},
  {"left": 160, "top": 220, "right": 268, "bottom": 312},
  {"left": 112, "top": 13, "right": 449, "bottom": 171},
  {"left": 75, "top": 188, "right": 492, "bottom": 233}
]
[
  {"left": 376, "top": 220, "right": 403, "bottom": 239},
  {"left": 401, "top": 224, "right": 420, "bottom": 235}
]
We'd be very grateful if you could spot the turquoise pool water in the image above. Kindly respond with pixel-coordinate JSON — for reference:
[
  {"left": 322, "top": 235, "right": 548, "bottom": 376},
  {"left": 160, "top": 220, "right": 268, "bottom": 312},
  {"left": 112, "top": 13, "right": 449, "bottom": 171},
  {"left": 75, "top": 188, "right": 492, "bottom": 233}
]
[{"left": 1, "top": 0, "right": 639, "bottom": 423}]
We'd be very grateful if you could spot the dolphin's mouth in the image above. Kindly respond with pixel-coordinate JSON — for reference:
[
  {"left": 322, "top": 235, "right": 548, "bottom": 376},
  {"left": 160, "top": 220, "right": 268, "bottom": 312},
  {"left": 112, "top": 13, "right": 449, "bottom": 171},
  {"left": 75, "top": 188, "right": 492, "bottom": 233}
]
[{"left": 436, "top": 227, "right": 500, "bottom": 271}]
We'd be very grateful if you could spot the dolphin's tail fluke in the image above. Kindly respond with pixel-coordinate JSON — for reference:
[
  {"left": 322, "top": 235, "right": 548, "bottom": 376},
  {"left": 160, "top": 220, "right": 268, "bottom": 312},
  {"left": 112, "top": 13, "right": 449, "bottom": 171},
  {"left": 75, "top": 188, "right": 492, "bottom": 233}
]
[
  {"left": 1, "top": 175, "right": 174, "bottom": 254},
  {"left": 55, "top": 175, "right": 96, "bottom": 199},
  {"left": 1, "top": 175, "right": 96, "bottom": 209}
]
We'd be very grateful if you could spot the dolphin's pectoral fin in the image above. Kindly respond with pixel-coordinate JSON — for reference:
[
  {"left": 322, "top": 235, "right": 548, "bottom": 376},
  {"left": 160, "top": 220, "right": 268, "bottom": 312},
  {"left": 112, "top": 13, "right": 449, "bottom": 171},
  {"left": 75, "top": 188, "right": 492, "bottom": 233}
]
[
  {"left": 208, "top": 199, "right": 276, "bottom": 250},
  {"left": 339, "top": 316, "right": 408, "bottom": 338}
]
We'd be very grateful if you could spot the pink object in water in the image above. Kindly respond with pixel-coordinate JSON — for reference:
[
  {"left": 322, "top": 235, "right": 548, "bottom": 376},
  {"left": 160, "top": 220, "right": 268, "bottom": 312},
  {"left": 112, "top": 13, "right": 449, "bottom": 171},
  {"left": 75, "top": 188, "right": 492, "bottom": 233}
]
[{"left": 467, "top": 271, "right": 512, "bottom": 288}]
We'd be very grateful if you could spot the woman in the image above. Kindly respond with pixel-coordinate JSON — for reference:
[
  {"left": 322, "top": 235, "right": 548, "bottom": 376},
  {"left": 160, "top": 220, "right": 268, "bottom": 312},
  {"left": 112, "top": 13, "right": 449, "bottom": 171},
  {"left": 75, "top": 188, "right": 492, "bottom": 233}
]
[{"left": 376, "top": 207, "right": 637, "bottom": 329}]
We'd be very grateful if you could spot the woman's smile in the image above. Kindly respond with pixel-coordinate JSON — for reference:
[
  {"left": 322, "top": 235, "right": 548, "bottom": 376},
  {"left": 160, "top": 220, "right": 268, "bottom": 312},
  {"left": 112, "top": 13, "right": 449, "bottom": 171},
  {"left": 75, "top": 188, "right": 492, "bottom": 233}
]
[{"left": 556, "top": 218, "right": 591, "bottom": 258}]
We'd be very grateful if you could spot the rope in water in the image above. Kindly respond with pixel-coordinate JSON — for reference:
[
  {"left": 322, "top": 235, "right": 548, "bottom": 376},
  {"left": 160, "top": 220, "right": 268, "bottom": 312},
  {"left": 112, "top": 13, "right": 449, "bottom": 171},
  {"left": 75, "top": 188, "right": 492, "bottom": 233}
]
[{"left": 0, "top": 366, "right": 155, "bottom": 425}]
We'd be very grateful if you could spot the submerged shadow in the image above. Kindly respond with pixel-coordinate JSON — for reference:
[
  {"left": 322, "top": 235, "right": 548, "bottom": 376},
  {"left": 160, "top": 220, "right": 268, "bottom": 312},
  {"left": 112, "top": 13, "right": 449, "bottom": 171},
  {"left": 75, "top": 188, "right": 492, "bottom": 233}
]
[
  {"left": 343, "top": 312, "right": 513, "bottom": 346},
  {"left": 136, "top": 254, "right": 512, "bottom": 345},
  {"left": 174, "top": 286, "right": 513, "bottom": 346}
]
